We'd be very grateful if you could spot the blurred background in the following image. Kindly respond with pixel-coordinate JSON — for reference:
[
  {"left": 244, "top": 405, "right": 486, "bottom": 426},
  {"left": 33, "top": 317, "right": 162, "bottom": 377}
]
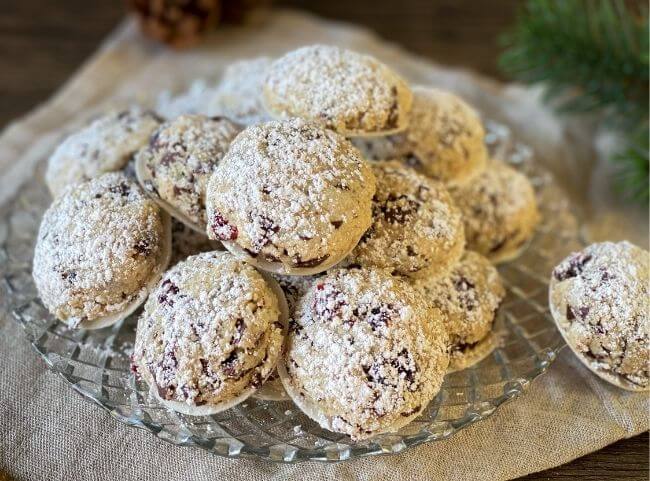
[{"left": 1, "top": 0, "right": 520, "bottom": 128}]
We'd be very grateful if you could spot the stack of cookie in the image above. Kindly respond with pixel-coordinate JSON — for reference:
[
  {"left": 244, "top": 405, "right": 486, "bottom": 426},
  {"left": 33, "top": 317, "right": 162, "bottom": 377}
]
[{"left": 33, "top": 45, "right": 543, "bottom": 440}]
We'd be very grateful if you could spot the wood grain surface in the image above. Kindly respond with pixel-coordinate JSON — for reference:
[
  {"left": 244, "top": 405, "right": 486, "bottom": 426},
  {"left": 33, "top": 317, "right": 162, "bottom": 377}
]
[{"left": 1, "top": 1, "right": 647, "bottom": 479}]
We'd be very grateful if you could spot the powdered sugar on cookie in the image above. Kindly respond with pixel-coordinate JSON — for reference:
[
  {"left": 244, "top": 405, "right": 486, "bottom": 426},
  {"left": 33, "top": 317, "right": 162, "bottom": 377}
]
[
  {"left": 46, "top": 108, "right": 161, "bottom": 197},
  {"left": 263, "top": 45, "right": 412, "bottom": 136},
  {"left": 136, "top": 114, "right": 240, "bottom": 228},
  {"left": 550, "top": 241, "right": 649, "bottom": 390},
  {"left": 346, "top": 161, "right": 464, "bottom": 278},
  {"left": 279, "top": 267, "right": 449, "bottom": 440},
  {"left": 33, "top": 173, "right": 168, "bottom": 327},
  {"left": 209, "top": 57, "right": 273, "bottom": 125},
  {"left": 450, "top": 159, "right": 539, "bottom": 263},
  {"left": 206, "top": 118, "right": 375, "bottom": 273},
  {"left": 133, "top": 251, "right": 285, "bottom": 410}
]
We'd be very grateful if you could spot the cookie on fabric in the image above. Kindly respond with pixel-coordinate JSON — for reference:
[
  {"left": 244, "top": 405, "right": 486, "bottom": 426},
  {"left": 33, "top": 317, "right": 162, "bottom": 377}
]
[{"left": 550, "top": 241, "right": 649, "bottom": 391}]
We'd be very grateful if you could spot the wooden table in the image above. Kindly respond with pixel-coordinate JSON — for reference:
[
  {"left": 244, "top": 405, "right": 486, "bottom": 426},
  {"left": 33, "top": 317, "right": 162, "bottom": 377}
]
[{"left": 2, "top": 1, "right": 647, "bottom": 479}]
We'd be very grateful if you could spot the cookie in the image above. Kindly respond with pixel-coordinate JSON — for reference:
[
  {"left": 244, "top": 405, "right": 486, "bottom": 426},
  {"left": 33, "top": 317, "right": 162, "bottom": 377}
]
[
  {"left": 156, "top": 80, "right": 221, "bottom": 119},
  {"left": 278, "top": 267, "right": 449, "bottom": 440},
  {"left": 206, "top": 118, "right": 376, "bottom": 275},
  {"left": 253, "top": 273, "right": 320, "bottom": 401},
  {"left": 345, "top": 161, "right": 464, "bottom": 278},
  {"left": 135, "top": 114, "right": 241, "bottom": 232},
  {"left": 46, "top": 108, "right": 162, "bottom": 197},
  {"left": 33, "top": 173, "right": 171, "bottom": 329},
  {"left": 170, "top": 219, "right": 222, "bottom": 266},
  {"left": 352, "top": 87, "right": 487, "bottom": 186},
  {"left": 450, "top": 159, "right": 539, "bottom": 263},
  {"left": 550, "top": 241, "right": 649, "bottom": 391},
  {"left": 414, "top": 251, "right": 505, "bottom": 371},
  {"left": 209, "top": 57, "right": 273, "bottom": 125},
  {"left": 132, "top": 251, "right": 289, "bottom": 415},
  {"left": 263, "top": 45, "right": 412, "bottom": 137}
]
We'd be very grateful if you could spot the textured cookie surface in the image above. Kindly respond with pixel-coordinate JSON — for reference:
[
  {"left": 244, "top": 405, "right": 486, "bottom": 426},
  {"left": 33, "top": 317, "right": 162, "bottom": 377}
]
[
  {"left": 346, "top": 161, "right": 464, "bottom": 278},
  {"left": 133, "top": 252, "right": 285, "bottom": 410},
  {"left": 450, "top": 159, "right": 539, "bottom": 262},
  {"left": 263, "top": 45, "right": 412, "bottom": 136},
  {"left": 352, "top": 87, "right": 487, "bottom": 185},
  {"left": 46, "top": 108, "right": 161, "bottom": 197},
  {"left": 206, "top": 118, "right": 376, "bottom": 274},
  {"left": 279, "top": 267, "right": 449, "bottom": 440},
  {"left": 415, "top": 251, "right": 505, "bottom": 369},
  {"left": 550, "top": 241, "right": 649, "bottom": 390},
  {"left": 136, "top": 114, "right": 240, "bottom": 228},
  {"left": 209, "top": 57, "right": 273, "bottom": 125},
  {"left": 33, "top": 173, "right": 168, "bottom": 328}
]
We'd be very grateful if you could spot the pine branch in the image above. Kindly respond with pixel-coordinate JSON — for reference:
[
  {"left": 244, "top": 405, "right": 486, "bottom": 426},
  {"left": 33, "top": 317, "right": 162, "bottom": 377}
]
[
  {"left": 499, "top": 0, "right": 649, "bottom": 202},
  {"left": 614, "top": 125, "right": 649, "bottom": 201}
]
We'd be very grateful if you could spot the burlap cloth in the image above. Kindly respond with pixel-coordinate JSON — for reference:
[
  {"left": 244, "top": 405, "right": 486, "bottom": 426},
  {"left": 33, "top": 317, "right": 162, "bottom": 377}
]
[{"left": 0, "top": 10, "right": 647, "bottom": 481}]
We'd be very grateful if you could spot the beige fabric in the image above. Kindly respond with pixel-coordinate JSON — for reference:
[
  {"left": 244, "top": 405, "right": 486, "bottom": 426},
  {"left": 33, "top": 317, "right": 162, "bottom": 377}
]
[{"left": 0, "top": 10, "right": 647, "bottom": 481}]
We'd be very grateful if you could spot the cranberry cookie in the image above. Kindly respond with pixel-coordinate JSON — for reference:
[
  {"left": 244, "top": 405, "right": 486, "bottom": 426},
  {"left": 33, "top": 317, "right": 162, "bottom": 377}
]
[
  {"left": 46, "top": 108, "right": 161, "bottom": 197},
  {"left": 33, "top": 173, "right": 171, "bottom": 329},
  {"left": 263, "top": 45, "right": 412, "bottom": 137},
  {"left": 550, "top": 241, "right": 649, "bottom": 391},
  {"left": 278, "top": 267, "right": 449, "bottom": 440},
  {"left": 133, "top": 251, "right": 288, "bottom": 414},
  {"left": 352, "top": 87, "right": 487, "bottom": 186},
  {"left": 450, "top": 159, "right": 539, "bottom": 263},
  {"left": 135, "top": 114, "right": 240, "bottom": 231},
  {"left": 206, "top": 118, "right": 376, "bottom": 275},
  {"left": 415, "top": 251, "right": 505, "bottom": 371},
  {"left": 345, "top": 161, "right": 464, "bottom": 278},
  {"left": 209, "top": 57, "right": 273, "bottom": 125}
]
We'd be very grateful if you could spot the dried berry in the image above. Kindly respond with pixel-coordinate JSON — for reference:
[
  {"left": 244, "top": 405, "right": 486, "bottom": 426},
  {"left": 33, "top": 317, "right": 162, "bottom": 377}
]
[{"left": 210, "top": 212, "right": 238, "bottom": 240}]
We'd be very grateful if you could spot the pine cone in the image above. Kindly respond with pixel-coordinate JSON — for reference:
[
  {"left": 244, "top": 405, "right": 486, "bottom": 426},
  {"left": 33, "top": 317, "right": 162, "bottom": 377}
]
[
  {"left": 221, "top": 0, "right": 271, "bottom": 24},
  {"left": 128, "top": 0, "right": 221, "bottom": 48}
]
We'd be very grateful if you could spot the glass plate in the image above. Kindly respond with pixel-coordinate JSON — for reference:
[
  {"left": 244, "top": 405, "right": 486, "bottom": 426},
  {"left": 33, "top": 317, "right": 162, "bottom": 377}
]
[{"left": 0, "top": 120, "right": 581, "bottom": 462}]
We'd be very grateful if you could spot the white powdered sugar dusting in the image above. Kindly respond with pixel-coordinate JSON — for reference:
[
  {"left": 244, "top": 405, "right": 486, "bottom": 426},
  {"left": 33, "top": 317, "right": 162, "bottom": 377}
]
[
  {"left": 206, "top": 118, "right": 376, "bottom": 271},
  {"left": 33, "top": 173, "right": 167, "bottom": 327},
  {"left": 209, "top": 57, "right": 274, "bottom": 125},
  {"left": 353, "top": 86, "right": 487, "bottom": 185},
  {"left": 346, "top": 161, "right": 465, "bottom": 278},
  {"left": 155, "top": 79, "right": 221, "bottom": 119},
  {"left": 415, "top": 251, "right": 505, "bottom": 347},
  {"left": 450, "top": 159, "right": 539, "bottom": 260},
  {"left": 133, "top": 251, "right": 285, "bottom": 408},
  {"left": 263, "top": 45, "right": 412, "bottom": 135},
  {"left": 137, "top": 114, "right": 241, "bottom": 226},
  {"left": 281, "top": 267, "right": 449, "bottom": 440},
  {"left": 551, "top": 241, "right": 649, "bottom": 389},
  {"left": 46, "top": 107, "right": 162, "bottom": 197}
]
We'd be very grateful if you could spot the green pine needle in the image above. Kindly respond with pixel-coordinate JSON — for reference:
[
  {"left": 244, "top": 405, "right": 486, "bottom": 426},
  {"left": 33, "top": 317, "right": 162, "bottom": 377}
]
[
  {"left": 614, "top": 126, "right": 649, "bottom": 201},
  {"left": 500, "top": 0, "right": 649, "bottom": 202}
]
